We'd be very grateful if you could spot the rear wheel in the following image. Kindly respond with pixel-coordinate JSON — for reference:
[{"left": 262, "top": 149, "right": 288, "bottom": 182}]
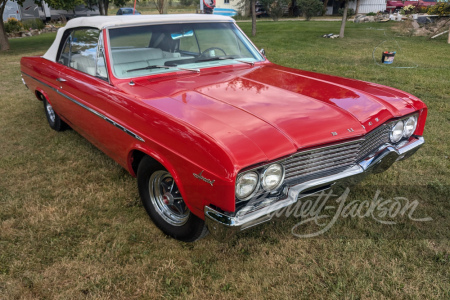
[
  {"left": 137, "top": 156, "right": 208, "bottom": 242},
  {"left": 43, "top": 98, "right": 67, "bottom": 131}
]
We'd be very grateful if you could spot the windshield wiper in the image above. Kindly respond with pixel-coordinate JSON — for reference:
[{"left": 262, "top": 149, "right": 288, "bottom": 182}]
[
  {"left": 127, "top": 65, "right": 199, "bottom": 73},
  {"left": 195, "top": 56, "right": 255, "bottom": 66}
]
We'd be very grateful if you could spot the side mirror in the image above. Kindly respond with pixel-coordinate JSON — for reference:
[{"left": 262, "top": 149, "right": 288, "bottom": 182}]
[{"left": 260, "top": 48, "right": 265, "bottom": 56}]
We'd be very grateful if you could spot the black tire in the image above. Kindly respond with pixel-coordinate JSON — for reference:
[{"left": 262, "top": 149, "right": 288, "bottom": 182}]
[
  {"left": 43, "top": 98, "right": 67, "bottom": 131},
  {"left": 137, "top": 156, "right": 208, "bottom": 242}
]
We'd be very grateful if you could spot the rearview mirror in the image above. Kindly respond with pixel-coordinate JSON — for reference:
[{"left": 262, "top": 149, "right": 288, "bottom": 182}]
[
  {"left": 260, "top": 48, "right": 265, "bottom": 56},
  {"left": 171, "top": 30, "right": 194, "bottom": 40}
]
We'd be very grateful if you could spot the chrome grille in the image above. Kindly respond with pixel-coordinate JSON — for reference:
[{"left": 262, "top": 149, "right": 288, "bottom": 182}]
[
  {"left": 283, "top": 141, "right": 360, "bottom": 182},
  {"left": 283, "top": 124, "right": 392, "bottom": 184},
  {"left": 356, "top": 124, "right": 391, "bottom": 162}
]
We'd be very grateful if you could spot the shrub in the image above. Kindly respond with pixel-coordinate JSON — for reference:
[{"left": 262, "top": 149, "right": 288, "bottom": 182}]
[
  {"left": 427, "top": 2, "right": 450, "bottom": 16},
  {"left": 260, "top": 0, "right": 290, "bottom": 21},
  {"left": 298, "top": 0, "right": 323, "bottom": 21},
  {"left": 22, "top": 18, "right": 45, "bottom": 31},
  {"left": 338, "top": 7, "right": 355, "bottom": 20},
  {"left": 366, "top": 12, "right": 376, "bottom": 16},
  {"left": 4, "top": 17, "right": 23, "bottom": 33},
  {"left": 403, "top": 4, "right": 417, "bottom": 14},
  {"left": 417, "top": 6, "right": 428, "bottom": 14}
]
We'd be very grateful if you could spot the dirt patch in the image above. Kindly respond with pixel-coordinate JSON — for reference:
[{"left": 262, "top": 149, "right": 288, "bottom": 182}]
[{"left": 394, "top": 17, "right": 450, "bottom": 38}]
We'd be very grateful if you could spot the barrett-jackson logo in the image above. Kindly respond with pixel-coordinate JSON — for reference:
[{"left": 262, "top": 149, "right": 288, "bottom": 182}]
[{"left": 193, "top": 170, "right": 215, "bottom": 186}]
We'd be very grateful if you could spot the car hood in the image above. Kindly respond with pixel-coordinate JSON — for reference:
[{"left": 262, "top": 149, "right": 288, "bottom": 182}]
[{"left": 128, "top": 63, "right": 420, "bottom": 167}]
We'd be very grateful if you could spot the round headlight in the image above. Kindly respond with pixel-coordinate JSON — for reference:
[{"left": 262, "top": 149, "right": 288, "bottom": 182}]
[
  {"left": 390, "top": 121, "right": 404, "bottom": 143},
  {"left": 261, "top": 164, "right": 284, "bottom": 191},
  {"left": 235, "top": 172, "right": 259, "bottom": 200},
  {"left": 403, "top": 116, "right": 417, "bottom": 138}
]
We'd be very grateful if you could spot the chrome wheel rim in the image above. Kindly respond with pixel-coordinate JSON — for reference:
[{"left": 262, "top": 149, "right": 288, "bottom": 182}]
[
  {"left": 149, "top": 170, "right": 189, "bottom": 226},
  {"left": 45, "top": 101, "right": 56, "bottom": 124}
]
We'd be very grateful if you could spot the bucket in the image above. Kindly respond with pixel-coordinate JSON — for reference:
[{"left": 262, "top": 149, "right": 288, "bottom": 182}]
[{"left": 382, "top": 51, "right": 396, "bottom": 64}]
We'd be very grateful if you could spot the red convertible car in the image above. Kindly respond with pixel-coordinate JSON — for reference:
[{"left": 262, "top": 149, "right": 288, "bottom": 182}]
[{"left": 21, "top": 15, "right": 427, "bottom": 241}]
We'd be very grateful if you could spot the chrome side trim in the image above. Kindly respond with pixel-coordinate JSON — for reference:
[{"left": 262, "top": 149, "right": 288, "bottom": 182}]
[
  {"left": 21, "top": 75, "right": 29, "bottom": 89},
  {"left": 22, "top": 72, "right": 54, "bottom": 90},
  {"left": 205, "top": 136, "right": 424, "bottom": 241},
  {"left": 22, "top": 71, "right": 145, "bottom": 142}
]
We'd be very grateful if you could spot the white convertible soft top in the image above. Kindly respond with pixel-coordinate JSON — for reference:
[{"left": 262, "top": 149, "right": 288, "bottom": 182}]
[{"left": 43, "top": 14, "right": 234, "bottom": 62}]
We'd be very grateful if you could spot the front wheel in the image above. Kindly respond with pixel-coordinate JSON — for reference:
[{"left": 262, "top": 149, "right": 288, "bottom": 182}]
[{"left": 137, "top": 157, "right": 208, "bottom": 242}]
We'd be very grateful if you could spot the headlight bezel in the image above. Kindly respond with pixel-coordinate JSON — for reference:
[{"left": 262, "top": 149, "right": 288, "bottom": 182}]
[
  {"left": 390, "top": 120, "right": 404, "bottom": 143},
  {"left": 403, "top": 115, "right": 418, "bottom": 138},
  {"left": 235, "top": 163, "right": 286, "bottom": 202},
  {"left": 260, "top": 163, "right": 285, "bottom": 192},
  {"left": 389, "top": 113, "right": 419, "bottom": 143},
  {"left": 235, "top": 171, "right": 260, "bottom": 201}
]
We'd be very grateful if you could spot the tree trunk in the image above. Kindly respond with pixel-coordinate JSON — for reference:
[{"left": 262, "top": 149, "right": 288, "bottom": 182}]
[
  {"left": 355, "top": 0, "right": 360, "bottom": 15},
  {"left": 323, "top": 0, "right": 329, "bottom": 16},
  {"left": 163, "top": 0, "right": 168, "bottom": 14},
  {"left": 104, "top": 0, "right": 109, "bottom": 16},
  {"left": 98, "top": 0, "right": 105, "bottom": 15},
  {"left": 251, "top": 0, "right": 256, "bottom": 36},
  {"left": 0, "top": 3, "right": 10, "bottom": 51},
  {"left": 339, "top": 0, "right": 349, "bottom": 38}
]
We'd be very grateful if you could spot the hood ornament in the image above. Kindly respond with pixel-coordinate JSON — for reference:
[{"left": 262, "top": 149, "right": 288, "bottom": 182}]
[{"left": 193, "top": 170, "right": 215, "bottom": 186}]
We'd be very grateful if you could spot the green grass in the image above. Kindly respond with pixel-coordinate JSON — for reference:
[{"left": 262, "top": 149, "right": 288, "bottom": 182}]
[{"left": 0, "top": 22, "right": 449, "bottom": 299}]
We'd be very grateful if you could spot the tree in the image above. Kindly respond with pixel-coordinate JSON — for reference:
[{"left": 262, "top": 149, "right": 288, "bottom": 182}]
[
  {"left": 339, "top": 0, "right": 350, "bottom": 38},
  {"left": 355, "top": 0, "right": 360, "bottom": 14},
  {"left": 88, "top": 0, "right": 127, "bottom": 15},
  {"left": 298, "top": 0, "right": 322, "bottom": 21},
  {"left": 153, "top": 0, "right": 169, "bottom": 14},
  {"left": 237, "top": 0, "right": 257, "bottom": 36},
  {"left": 97, "top": 0, "right": 109, "bottom": 15},
  {"left": 0, "top": 1, "right": 9, "bottom": 50},
  {"left": 322, "top": 0, "right": 329, "bottom": 16},
  {"left": 251, "top": 0, "right": 256, "bottom": 36},
  {"left": 260, "top": 0, "right": 289, "bottom": 21},
  {"left": 45, "top": 0, "right": 84, "bottom": 11},
  {"left": 55, "top": 0, "right": 128, "bottom": 16}
]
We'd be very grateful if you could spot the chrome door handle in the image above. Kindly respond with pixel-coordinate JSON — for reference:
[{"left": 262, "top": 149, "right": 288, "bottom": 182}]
[{"left": 56, "top": 78, "right": 67, "bottom": 82}]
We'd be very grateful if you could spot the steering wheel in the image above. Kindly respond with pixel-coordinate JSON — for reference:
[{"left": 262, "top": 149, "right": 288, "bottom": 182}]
[{"left": 199, "top": 47, "right": 227, "bottom": 57}]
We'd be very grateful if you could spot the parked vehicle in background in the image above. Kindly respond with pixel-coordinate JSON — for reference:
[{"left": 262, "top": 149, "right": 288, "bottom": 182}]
[
  {"left": 2, "top": 0, "right": 45, "bottom": 21},
  {"left": 213, "top": 8, "right": 237, "bottom": 17},
  {"left": 2, "top": 0, "right": 99, "bottom": 23},
  {"left": 116, "top": 7, "right": 141, "bottom": 15},
  {"left": 49, "top": 4, "right": 100, "bottom": 20},
  {"left": 2, "top": 1, "right": 20, "bottom": 20},
  {"left": 386, "top": 0, "right": 437, "bottom": 10},
  {"left": 256, "top": 2, "right": 269, "bottom": 17}
]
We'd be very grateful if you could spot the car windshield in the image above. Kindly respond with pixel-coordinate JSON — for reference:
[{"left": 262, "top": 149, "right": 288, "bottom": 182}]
[{"left": 108, "top": 22, "right": 264, "bottom": 79}]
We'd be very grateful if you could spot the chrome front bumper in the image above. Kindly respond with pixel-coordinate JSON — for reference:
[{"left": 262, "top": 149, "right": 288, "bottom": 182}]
[{"left": 204, "top": 136, "right": 424, "bottom": 241}]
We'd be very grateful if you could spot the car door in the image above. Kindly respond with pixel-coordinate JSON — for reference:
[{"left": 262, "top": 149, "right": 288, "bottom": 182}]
[{"left": 55, "top": 28, "right": 137, "bottom": 167}]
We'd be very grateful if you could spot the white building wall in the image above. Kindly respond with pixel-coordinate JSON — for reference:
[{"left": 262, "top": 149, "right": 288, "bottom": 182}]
[
  {"left": 215, "top": 0, "right": 241, "bottom": 11},
  {"left": 350, "top": 0, "right": 387, "bottom": 14}
]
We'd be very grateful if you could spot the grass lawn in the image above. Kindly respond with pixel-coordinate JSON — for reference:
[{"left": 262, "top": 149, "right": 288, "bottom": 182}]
[{"left": 0, "top": 21, "right": 448, "bottom": 299}]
